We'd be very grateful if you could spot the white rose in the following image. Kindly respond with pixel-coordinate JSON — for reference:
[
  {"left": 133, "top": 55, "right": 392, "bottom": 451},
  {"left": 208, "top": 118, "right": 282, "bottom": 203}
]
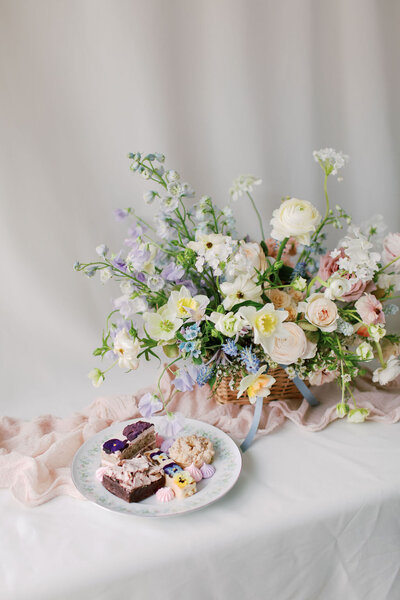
[
  {"left": 209, "top": 311, "right": 246, "bottom": 338},
  {"left": 267, "top": 322, "right": 308, "bottom": 365},
  {"left": 270, "top": 198, "right": 321, "bottom": 245},
  {"left": 298, "top": 293, "right": 338, "bottom": 332},
  {"left": 372, "top": 356, "right": 400, "bottom": 385},
  {"left": 113, "top": 328, "right": 141, "bottom": 370}
]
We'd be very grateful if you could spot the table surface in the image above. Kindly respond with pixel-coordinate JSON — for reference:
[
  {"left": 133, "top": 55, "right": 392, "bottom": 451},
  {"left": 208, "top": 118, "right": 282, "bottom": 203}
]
[{"left": 2, "top": 414, "right": 400, "bottom": 600}]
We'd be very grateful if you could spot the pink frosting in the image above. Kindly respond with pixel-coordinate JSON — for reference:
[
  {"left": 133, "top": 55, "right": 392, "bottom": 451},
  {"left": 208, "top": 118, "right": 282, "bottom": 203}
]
[
  {"left": 156, "top": 487, "right": 175, "bottom": 503},
  {"left": 185, "top": 463, "right": 203, "bottom": 483},
  {"left": 200, "top": 463, "right": 216, "bottom": 479},
  {"left": 155, "top": 434, "right": 165, "bottom": 447}
]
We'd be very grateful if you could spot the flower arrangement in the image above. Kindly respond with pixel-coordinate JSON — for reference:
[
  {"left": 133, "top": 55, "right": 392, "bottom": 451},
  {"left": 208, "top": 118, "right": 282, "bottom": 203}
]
[{"left": 75, "top": 149, "right": 400, "bottom": 425}]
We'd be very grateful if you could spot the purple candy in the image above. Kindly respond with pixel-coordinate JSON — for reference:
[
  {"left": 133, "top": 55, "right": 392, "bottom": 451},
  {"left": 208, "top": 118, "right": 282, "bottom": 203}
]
[
  {"left": 122, "top": 421, "right": 153, "bottom": 441},
  {"left": 102, "top": 438, "right": 128, "bottom": 454}
]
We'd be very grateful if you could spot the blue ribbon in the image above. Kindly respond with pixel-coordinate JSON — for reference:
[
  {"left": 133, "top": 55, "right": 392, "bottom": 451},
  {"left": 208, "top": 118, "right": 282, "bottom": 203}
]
[{"left": 240, "top": 366, "right": 319, "bottom": 452}]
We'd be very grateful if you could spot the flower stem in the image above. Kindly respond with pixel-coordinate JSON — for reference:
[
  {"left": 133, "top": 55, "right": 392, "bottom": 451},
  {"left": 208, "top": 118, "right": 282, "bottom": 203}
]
[
  {"left": 374, "top": 341, "right": 386, "bottom": 368},
  {"left": 157, "top": 357, "right": 182, "bottom": 409},
  {"left": 246, "top": 192, "right": 265, "bottom": 240},
  {"left": 276, "top": 237, "right": 289, "bottom": 262},
  {"left": 377, "top": 255, "right": 400, "bottom": 273}
]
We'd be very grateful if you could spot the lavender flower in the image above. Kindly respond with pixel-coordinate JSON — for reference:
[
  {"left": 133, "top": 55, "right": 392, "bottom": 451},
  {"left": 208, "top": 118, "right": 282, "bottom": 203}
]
[
  {"left": 114, "top": 208, "right": 129, "bottom": 221},
  {"left": 172, "top": 364, "right": 199, "bottom": 392},
  {"left": 222, "top": 340, "right": 238, "bottom": 356},
  {"left": 240, "top": 347, "right": 260, "bottom": 373},
  {"left": 161, "top": 262, "right": 185, "bottom": 282}
]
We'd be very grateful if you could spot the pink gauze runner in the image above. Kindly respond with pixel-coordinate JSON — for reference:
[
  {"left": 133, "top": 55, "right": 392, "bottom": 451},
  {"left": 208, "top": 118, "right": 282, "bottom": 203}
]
[{"left": 1, "top": 370, "right": 400, "bottom": 506}]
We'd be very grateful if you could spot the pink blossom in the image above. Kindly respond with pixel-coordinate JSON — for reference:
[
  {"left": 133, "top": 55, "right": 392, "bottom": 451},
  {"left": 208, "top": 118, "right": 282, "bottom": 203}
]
[
  {"left": 308, "top": 369, "right": 339, "bottom": 386},
  {"left": 355, "top": 293, "right": 385, "bottom": 325},
  {"left": 382, "top": 233, "right": 400, "bottom": 272}
]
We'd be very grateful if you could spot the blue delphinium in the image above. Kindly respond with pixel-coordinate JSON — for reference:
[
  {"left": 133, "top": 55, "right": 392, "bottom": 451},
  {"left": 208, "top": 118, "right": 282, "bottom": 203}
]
[
  {"left": 240, "top": 346, "right": 260, "bottom": 373},
  {"left": 196, "top": 364, "right": 214, "bottom": 386},
  {"left": 291, "top": 261, "right": 307, "bottom": 280},
  {"left": 222, "top": 340, "right": 238, "bottom": 356}
]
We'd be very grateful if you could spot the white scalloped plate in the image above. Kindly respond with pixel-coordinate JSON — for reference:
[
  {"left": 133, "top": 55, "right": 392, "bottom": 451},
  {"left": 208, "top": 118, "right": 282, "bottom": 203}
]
[{"left": 71, "top": 417, "right": 242, "bottom": 517}]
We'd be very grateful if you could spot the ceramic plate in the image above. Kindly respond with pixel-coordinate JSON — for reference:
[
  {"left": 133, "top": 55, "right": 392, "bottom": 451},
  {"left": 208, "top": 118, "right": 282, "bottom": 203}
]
[{"left": 71, "top": 417, "right": 242, "bottom": 517}]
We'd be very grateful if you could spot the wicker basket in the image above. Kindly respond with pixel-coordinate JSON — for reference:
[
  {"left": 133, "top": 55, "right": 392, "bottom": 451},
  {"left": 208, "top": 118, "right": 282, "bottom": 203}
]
[{"left": 213, "top": 367, "right": 305, "bottom": 405}]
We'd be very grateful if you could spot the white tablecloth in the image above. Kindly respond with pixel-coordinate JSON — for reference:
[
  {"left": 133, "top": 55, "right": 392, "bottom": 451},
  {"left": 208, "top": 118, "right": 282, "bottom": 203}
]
[{"left": 2, "top": 417, "right": 400, "bottom": 600}]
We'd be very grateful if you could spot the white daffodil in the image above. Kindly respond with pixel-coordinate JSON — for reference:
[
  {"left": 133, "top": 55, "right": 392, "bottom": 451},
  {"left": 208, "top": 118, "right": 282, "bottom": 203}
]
[
  {"left": 113, "top": 328, "right": 141, "bottom": 370},
  {"left": 372, "top": 356, "right": 400, "bottom": 385},
  {"left": 167, "top": 285, "right": 209, "bottom": 321},
  {"left": 220, "top": 275, "right": 263, "bottom": 310},
  {"left": 143, "top": 306, "right": 183, "bottom": 342},
  {"left": 324, "top": 273, "right": 352, "bottom": 301},
  {"left": 239, "top": 304, "right": 289, "bottom": 354},
  {"left": 209, "top": 311, "right": 246, "bottom": 338},
  {"left": 237, "top": 365, "right": 276, "bottom": 403}
]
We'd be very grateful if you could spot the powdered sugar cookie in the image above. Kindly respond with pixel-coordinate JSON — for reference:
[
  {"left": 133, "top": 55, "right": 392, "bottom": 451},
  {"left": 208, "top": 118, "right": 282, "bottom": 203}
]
[{"left": 169, "top": 435, "right": 214, "bottom": 468}]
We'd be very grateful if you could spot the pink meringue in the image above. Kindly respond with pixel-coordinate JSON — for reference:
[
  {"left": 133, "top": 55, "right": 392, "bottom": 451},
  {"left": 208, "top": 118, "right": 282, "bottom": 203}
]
[
  {"left": 155, "top": 434, "right": 165, "bottom": 447},
  {"left": 200, "top": 463, "right": 216, "bottom": 479},
  {"left": 156, "top": 487, "right": 175, "bottom": 503},
  {"left": 185, "top": 463, "right": 203, "bottom": 483},
  {"left": 95, "top": 467, "right": 108, "bottom": 482}
]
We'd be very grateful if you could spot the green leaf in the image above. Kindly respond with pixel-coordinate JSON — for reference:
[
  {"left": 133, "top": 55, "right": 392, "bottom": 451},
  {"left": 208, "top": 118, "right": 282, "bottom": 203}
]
[{"left": 231, "top": 300, "right": 264, "bottom": 313}]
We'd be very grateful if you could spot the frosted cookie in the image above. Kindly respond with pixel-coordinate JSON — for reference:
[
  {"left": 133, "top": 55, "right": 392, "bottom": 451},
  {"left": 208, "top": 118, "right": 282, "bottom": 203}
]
[{"left": 168, "top": 435, "right": 214, "bottom": 468}]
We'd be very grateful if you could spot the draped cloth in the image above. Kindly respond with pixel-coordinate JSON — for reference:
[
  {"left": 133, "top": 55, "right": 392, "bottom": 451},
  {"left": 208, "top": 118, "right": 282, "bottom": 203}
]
[{"left": 1, "top": 371, "right": 399, "bottom": 506}]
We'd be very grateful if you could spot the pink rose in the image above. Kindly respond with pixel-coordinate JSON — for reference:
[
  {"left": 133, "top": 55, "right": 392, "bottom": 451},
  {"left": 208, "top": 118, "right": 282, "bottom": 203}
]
[
  {"left": 382, "top": 233, "right": 400, "bottom": 272},
  {"left": 308, "top": 369, "right": 339, "bottom": 386},
  {"left": 299, "top": 293, "right": 338, "bottom": 332},
  {"left": 355, "top": 293, "right": 385, "bottom": 325},
  {"left": 268, "top": 322, "right": 308, "bottom": 365}
]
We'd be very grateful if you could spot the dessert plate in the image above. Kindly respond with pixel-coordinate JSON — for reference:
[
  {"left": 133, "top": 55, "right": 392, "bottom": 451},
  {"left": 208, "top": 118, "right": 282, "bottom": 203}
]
[{"left": 71, "top": 417, "right": 242, "bottom": 517}]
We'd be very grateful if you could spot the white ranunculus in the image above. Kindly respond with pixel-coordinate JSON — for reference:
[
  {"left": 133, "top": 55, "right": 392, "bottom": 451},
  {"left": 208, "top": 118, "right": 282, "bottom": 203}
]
[
  {"left": 298, "top": 293, "right": 338, "bottom": 332},
  {"left": 113, "top": 328, "right": 141, "bottom": 370},
  {"left": 324, "top": 274, "right": 352, "bottom": 301},
  {"left": 270, "top": 198, "right": 321, "bottom": 245},
  {"left": 220, "top": 275, "right": 263, "bottom": 310},
  {"left": 239, "top": 304, "right": 289, "bottom": 354},
  {"left": 356, "top": 341, "right": 374, "bottom": 361},
  {"left": 143, "top": 306, "right": 183, "bottom": 342},
  {"left": 209, "top": 311, "right": 246, "bottom": 338},
  {"left": 372, "top": 356, "right": 400, "bottom": 385}
]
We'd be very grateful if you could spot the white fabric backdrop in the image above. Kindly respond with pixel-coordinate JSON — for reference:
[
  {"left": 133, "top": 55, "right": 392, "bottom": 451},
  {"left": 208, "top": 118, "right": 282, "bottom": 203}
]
[{"left": 1, "top": 0, "right": 400, "bottom": 417}]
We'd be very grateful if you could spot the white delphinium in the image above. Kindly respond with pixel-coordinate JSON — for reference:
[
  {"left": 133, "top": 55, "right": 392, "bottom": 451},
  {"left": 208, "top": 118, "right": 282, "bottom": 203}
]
[
  {"left": 359, "top": 214, "right": 387, "bottom": 242},
  {"left": 100, "top": 268, "right": 112, "bottom": 284},
  {"left": 229, "top": 175, "right": 262, "bottom": 202},
  {"left": 224, "top": 241, "right": 266, "bottom": 282},
  {"left": 313, "top": 148, "right": 349, "bottom": 176},
  {"left": 188, "top": 233, "right": 237, "bottom": 276},
  {"left": 337, "top": 226, "right": 380, "bottom": 282},
  {"left": 372, "top": 356, "right": 400, "bottom": 385},
  {"left": 220, "top": 275, "right": 263, "bottom": 310},
  {"left": 160, "top": 195, "right": 179, "bottom": 213},
  {"left": 113, "top": 328, "right": 141, "bottom": 370}
]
